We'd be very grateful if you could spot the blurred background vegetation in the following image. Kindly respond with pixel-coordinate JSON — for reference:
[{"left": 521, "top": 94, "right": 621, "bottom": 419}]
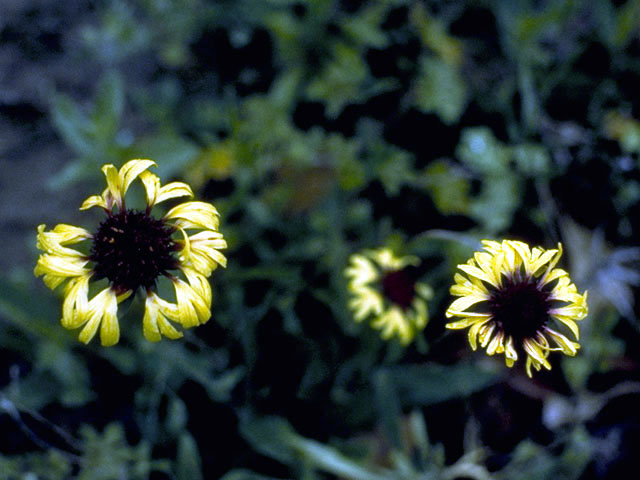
[{"left": 2, "top": 0, "right": 640, "bottom": 478}]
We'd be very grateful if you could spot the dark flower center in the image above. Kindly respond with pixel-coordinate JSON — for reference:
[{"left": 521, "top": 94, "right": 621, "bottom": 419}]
[
  {"left": 382, "top": 269, "right": 416, "bottom": 310},
  {"left": 90, "top": 210, "right": 178, "bottom": 293},
  {"left": 488, "top": 275, "right": 551, "bottom": 341}
]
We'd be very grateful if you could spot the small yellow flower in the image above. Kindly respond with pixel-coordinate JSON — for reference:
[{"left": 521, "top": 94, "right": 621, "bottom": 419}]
[
  {"left": 445, "top": 240, "right": 588, "bottom": 377},
  {"left": 345, "top": 248, "right": 433, "bottom": 345},
  {"left": 35, "top": 159, "right": 227, "bottom": 346}
]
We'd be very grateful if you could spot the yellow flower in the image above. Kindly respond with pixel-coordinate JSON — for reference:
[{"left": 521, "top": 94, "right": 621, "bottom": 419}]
[
  {"left": 345, "top": 248, "right": 433, "bottom": 345},
  {"left": 445, "top": 240, "right": 588, "bottom": 377},
  {"left": 35, "top": 159, "right": 227, "bottom": 346}
]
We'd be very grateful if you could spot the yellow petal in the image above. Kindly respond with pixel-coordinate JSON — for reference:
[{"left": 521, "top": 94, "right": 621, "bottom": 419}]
[
  {"left": 450, "top": 273, "right": 489, "bottom": 296},
  {"left": 102, "top": 164, "right": 122, "bottom": 207},
  {"left": 509, "top": 240, "right": 532, "bottom": 266},
  {"left": 139, "top": 171, "right": 161, "bottom": 207},
  {"left": 502, "top": 242, "right": 518, "bottom": 273},
  {"left": 486, "top": 331, "right": 503, "bottom": 355},
  {"left": 540, "top": 267, "right": 568, "bottom": 286},
  {"left": 410, "top": 297, "right": 429, "bottom": 329},
  {"left": 481, "top": 239, "right": 502, "bottom": 253},
  {"left": 528, "top": 248, "right": 558, "bottom": 276},
  {"left": 415, "top": 282, "right": 433, "bottom": 301},
  {"left": 165, "top": 201, "right": 220, "bottom": 230},
  {"left": 458, "top": 263, "right": 497, "bottom": 287},
  {"left": 143, "top": 293, "right": 183, "bottom": 342},
  {"left": 77, "top": 288, "right": 121, "bottom": 345},
  {"left": 118, "top": 159, "right": 156, "bottom": 196},
  {"left": 345, "top": 254, "right": 379, "bottom": 287},
  {"left": 369, "top": 248, "right": 418, "bottom": 270},
  {"left": 543, "top": 327, "right": 580, "bottom": 356},
  {"left": 447, "top": 293, "right": 489, "bottom": 316},
  {"left": 79, "top": 195, "right": 107, "bottom": 211},
  {"left": 550, "top": 303, "right": 588, "bottom": 321},
  {"left": 467, "top": 319, "right": 490, "bottom": 350},
  {"left": 99, "top": 302, "right": 120, "bottom": 347},
  {"left": 523, "top": 339, "right": 551, "bottom": 370},
  {"left": 182, "top": 267, "right": 212, "bottom": 305},
  {"left": 170, "top": 278, "right": 211, "bottom": 327},
  {"left": 156, "top": 181, "right": 193, "bottom": 204},
  {"left": 177, "top": 230, "right": 227, "bottom": 276},
  {"left": 474, "top": 251, "right": 493, "bottom": 270},
  {"left": 78, "top": 311, "right": 101, "bottom": 345},
  {"left": 445, "top": 317, "right": 486, "bottom": 329},
  {"left": 547, "top": 242, "right": 564, "bottom": 271},
  {"left": 478, "top": 322, "right": 496, "bottom": 348},
  {"left": 488, "top": 251, "right": 505, "bottom": 286},
  {"left": 36, "top": 224, "right": 90, "bottom": 256},
  {"left": 348, "top": 286, "right": 383, "bottom": 321},
  {"left": 61, "top": 274, "right": 91, "bottom": 329},
  {"left": 525, "top": 356, "right": 537, "bottom": 378},
  {"left": 504, "top": 336, "right": 518, "bottom": 363},
  {"left": 371, "top": 307, "right": 412, "bottom": 344},
  {"left": 34, "top": 254, "right": 90, "bottom": 289}
]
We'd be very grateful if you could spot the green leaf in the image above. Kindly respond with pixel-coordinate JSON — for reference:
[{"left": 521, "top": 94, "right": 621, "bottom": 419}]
[
  {"left": 3, "top": 370, "right": 60, "bottom": 411},
  {"left": 414, "top": 56, "right": 467, "bottom": 125},
  {"left": 381, "top": 363, "right": 500, "bottom": 406},
  {"left": 50, "top": 94, "right": 94, "bottom": 156},
  {"left": 165, "top": 397, "right": 188, "bottom": 437},
  {"left": 470, "top": 174, "right": 520, "bottom": 233},
  {"left": 594, "top": 0, "right": 618, "bottom": 48},
  {"left": 373, "top": 371, "right": 404, "bottom": 450},
  {"left": 407, "top": 410, "right": 430, "bottom": 467},
  {"left": 423, "top": 159, "right": 470, "bottom": 215},
  {"left": 46, "top": 161, "right": 92, "bottom": 191},
  {"left": 240, "top": 416, "right": 392, "bottom": 480},
  {"left": 78, "top": 423, "right": 154, "bottom": 480},
  {"left": 134, "top": 135, "right": 199, "bottom": 180},
  {"left": 177, "top": 433, "right": 203, "bottom": 480},
  {"left": 0, "top": 279, "right": 70, "bottom": 346},
  {"left": 512, "top": 143, "right": 550, "bottom": 176},
  {"left": 240, "top": 415, "right": 298, "bottom": 465},
  {"left": 288, "top": 436, "right": 389, "bottom": 480},
  {"left": 615, "top": 0, "right": 640, "bottom": 48},
  {"left": 456, "top": 127, "right": 510, "bottom": 174},
  {"left": 342, "top": 3, "right": 390, "bottom": 49},
  {"left": 200, "top": 367, "right": 246, "bottom": 402},
  {"left": 558, "top": 426, "right": 592, "bottom": 478},
  {"left": 36, "top": 343, "right": 92, "bottom": 407},
  {"left": 409, "top": 3, "right": 463, "bottom": 65},
  {"left": 0, "top": 450, "right": 72, "bottom": 480},
  {"left": 221, "top": 470, "right": 290, "bottom": 480},
  {"left": 270, "top": 69, "right": 303, "bottom": 110},
  {"left": 496, "top": 440, "right": 555, "bottom": 480},
  {"left": 408, "top": 229, "right": 483, "bottom": 253},
  {"left": 306, "top": 43, "right": 368, "bottom": 118},
  {"left": 562, "top": 355, "right": 591, "bottom": 392},
  {"left": 90, "top": 71, "right": 125, "bottom": 143},
  {"left": 375, "top": 149, "right": 414, "bottom": 196}
]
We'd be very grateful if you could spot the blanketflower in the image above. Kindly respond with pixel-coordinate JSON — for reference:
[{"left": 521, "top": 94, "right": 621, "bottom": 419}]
[
  {"left": 445, "top": 239, "right": 588, "bottom": 377},
  {"left": 34, "top": 159, "right": 227, "bottom": 345},
  {"left": 345, "top": 248, "right": 433, "bottom": 345}
]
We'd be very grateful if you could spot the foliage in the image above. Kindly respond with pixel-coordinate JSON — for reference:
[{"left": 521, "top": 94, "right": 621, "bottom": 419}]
[{"left": 2, "top": 0, "right": 640, "bottom": 479}]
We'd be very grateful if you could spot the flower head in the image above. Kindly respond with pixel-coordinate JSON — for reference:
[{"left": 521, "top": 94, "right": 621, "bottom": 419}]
[
  {"left": 345, "top": 248, "right": 433, "bottom": 345},
  {"left": 35, "top": 159, "right": 227, "bottom": 346},
  {"left": 445, "top": 240, "right": 588, "bottom": 377}
]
